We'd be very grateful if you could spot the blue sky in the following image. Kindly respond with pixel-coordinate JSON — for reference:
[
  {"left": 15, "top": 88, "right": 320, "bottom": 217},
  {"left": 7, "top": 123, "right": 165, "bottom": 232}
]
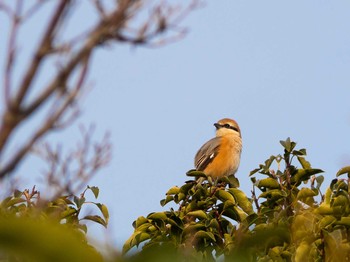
[{"left": 2, "top": 0, "right": 350, "bottom": 249}]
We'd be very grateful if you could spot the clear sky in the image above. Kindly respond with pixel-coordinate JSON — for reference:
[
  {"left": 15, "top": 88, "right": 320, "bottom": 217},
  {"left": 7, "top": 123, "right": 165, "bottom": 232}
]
[{"left": 2, "top": 0, "right": 350, "bottom": 249}]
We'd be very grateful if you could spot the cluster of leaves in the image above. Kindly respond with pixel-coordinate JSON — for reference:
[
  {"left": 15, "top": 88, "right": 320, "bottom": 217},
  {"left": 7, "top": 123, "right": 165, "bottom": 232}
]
[
  {"left": 124, "top": 138, "right": 350, "bottom": 261},
  {"left": 0, "top": 185, "right": 109, "bottom": 261}
]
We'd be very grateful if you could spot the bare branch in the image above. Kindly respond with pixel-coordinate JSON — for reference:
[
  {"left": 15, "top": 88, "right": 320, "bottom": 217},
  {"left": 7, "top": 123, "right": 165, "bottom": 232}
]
[
  {"left": 0, "top": 58, "right": 90, "bottom": 178},
  {"left": 15, "top": 0, "right": 71, "bottom": 109},
  {"left": 0, "top": 0, "right": 199, "bottom": 181}
]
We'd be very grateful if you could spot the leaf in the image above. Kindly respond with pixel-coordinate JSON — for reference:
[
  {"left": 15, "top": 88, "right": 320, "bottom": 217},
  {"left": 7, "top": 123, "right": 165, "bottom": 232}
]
[
  {"left": 194, "top": 230, "right": 216, "bottom": 242},
  {"left": 166, "top": 186, "right": 180, "bottom": 195},
  {"left": 318, "top": 216, "right": 336, "bottom": 229},
  {"left": 315, "top": 204, "right": 333, "bottom": 215},
  {"left": 291, "top": 169, "right": 324, "bottom": 185},
  {"left": 13, "top": 190, "right": 23, "bottom": 198},
  {"left": 294, "top": 241, "right": 311, "bottom": 262},
  {"left": 60, "top": 207, "right": 77, "bottom": 219},
  {"left": 160, "top": 195, "right": 174, "bottom": 206},
  {"left": 335, "top": 217, "right": 350, "bottom": 227},
  {"left": 96, "top": 203, "right": 109, "bottom": 224},
  {"left": 3, "top": 197, "right": 26, "bottom": 208},
  {"left": 336, "top": 166, "right": 350, "bottom": 177},
  {"left": 297, "top": 156, "right": 311, "bottom": 169},
  {"left": 296, "top": 188, "right": 317, "bottom": 200},
  {"left": 133, "top": 216, "right": 148, "bottom": 229},
  {"left": 0, "top": 217, "right": 102, "bottom": 261},
  {"left": 147, "top": 212, "right": 168, "bottom": 221},
  {"left": 187, "top": 210, "right": 207, "bottom": 220},
  {"left": 249, "top": 168, "right": 261, "bottom": 176},
  {"left": 215, "top": 189, "right": 235, "bottom": 203},
  {"left": 263, "top": 155, "right": 276, "bottom": 170},
  {"left": 259, "top": 189, "right": 286, "bottom": 200},
  {"left": 73, "top": 196, "right": 85, "bottom": 209},
  {"left": 316, "top": 175, "right": 324, "bottom": 189},
  {"left": 256, "top": 178, "right": 280, "bottom": 189},
  {"left": 88, "top": 186, "right": 99, "bottom": 199},
  {"left": 280, "top": 137, "right": 295, "bottom": 153},
  {"left": 83, "top": 215, "right": 107, "bottom": 228},
  {"left": 228, "top": 188, "right": 254, "bottom": 215},
  {"left": 186, "top": 169, "right": 207, "bottom": 178}
]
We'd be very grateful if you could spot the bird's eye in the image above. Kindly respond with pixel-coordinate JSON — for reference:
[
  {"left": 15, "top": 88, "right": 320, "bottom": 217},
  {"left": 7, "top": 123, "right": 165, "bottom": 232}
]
[{"left": 223, "top": 123, "right": 231, "bottom": 128}]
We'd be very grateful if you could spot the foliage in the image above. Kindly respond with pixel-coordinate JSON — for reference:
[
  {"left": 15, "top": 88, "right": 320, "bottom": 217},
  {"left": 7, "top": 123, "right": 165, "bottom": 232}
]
[
  {"left": 124, "top": 138, "right": 350, "bottom": 261},
  {"left": 0, "top": 185, "right": 109, "bottom": 261}
]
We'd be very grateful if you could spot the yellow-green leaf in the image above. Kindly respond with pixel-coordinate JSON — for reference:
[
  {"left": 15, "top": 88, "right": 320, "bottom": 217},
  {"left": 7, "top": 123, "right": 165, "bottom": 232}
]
[
  {"left": 228, "top": 188, "right": 254, "bottom": 214},
  {"left": 215, "top": 189, "right": 235, "bottom": 203},
  {"left": 257, "top": 178, "right": 280, "bottom": 189},
  {"left": 187, "top": 210, "right": 207, "bottom": 220},
  {"left": 336, "top": 166, "right": 350, "bottom": 177}
]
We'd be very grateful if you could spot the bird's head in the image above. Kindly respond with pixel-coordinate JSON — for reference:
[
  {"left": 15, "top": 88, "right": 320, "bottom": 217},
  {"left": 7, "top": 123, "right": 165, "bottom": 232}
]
[{"left": 214, "top": 118, "right": 241, "bottom": 137}]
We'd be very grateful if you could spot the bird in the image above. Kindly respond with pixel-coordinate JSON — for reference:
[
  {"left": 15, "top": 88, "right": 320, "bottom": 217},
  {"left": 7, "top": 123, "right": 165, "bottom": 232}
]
[{"left": 194, "top": 118, "right": 242, "bottom": 178}]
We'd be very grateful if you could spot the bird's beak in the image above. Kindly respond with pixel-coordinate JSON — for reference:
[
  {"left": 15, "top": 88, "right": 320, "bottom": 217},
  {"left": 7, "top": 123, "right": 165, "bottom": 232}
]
[{"left": 214, "top": 123, "right": 221, "bottom": 129}]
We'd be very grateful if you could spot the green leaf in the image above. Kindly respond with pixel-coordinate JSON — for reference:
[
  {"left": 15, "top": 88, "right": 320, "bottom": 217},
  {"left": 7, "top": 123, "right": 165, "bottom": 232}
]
[
  {"left": 297, "top": 156, "right": 311, "bottom": 169},
  {"left": 259, "top": 189, "right": 286, "bottom": 200},
  {"left": 280, "top": 137, "right": 295, "bottom": 152},
  {"left": 316, "top": 175, "right": 324, "bottom": 189},
  {"left": 134, "top": 216, "right": 148, "bottom": 228},
  {"left": 166, "top": 186, "right": 180, "bottom": 195},
  {"left": 82, "top": 215, "right": 107, "bottom": 228},
  {"left": 256, "top": 178, "right": 280, "bottom": 189},
  {"left": 73, "top": 196, "right": 85, "bottom": 209},
  {"left": 336, "top": 166, "right": 350, "bottom": 177},
  {"left": 315, "top": 204, "right": 333, "bottom": 215},
  {"left": 3, "top": 197, "right": 26, "bottom": 208},
  {"left": 228, "top": 188, "right": 254, "bottom": 214},
  {"left": 13, "top": 190, "right": 23, "bottom": 198},
  {"left": 60, "top": 207, "right": 77, "bottom": 219},
  {"left": 0, "top": 217, "right": 102, "bottom": 261},
  {"left": 96, "top": 203, "right": 109, "bottom": 224},
  {"left": 194, "top": 230, "right": 216, "bottom": 242},
  {"left": 215, "top": 189, "right": 235, "bottom": 203},
  {"left": 186, "top": 169, "right": 207, "bottom": 178},
  {"left": 249, "top": 168, "right": 261, "bottom": 176},
  {"left": 291, "top": 169, "right": 324, "bottom": 185},
  {"left": 160, "top": 195, "right": 174, "bottom": 206},
  {"left": 147, "top": 212, "right": 168, "bottom": 221},
  {"left": 88, "top": 186, "right": 99, "bottom": 199},
  {"left": 335, "top": 217, "right": 350, "bottom": 227},
  {"left": 319, "top": 216, "right": 337, "bottom": 229},
  {"left": 187, "top": 210, "right": 207, "bottom": 220},
  {"left": 296, "top": 188, "right": 317, "bottom": 200},
  {"left": 264, "top": 155, "right": 276, "bottom": 170}
]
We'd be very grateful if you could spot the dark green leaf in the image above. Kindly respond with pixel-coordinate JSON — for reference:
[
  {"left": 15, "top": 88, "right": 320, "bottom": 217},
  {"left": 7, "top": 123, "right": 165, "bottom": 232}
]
[
  {"left": 73, "top": 196, "right": 85, "bottom": 209},
  {"left": 194, "top": 231, "right": 216, "bottom": 242},
  {"left": 88, "top": 186, "right": 99, "bottom": 199},
  {"left": 186, "top": 169, "right": 207, "bottom": 178}
]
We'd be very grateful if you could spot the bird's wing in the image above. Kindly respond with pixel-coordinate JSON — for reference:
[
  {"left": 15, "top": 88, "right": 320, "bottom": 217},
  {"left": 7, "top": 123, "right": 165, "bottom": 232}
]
[{"left": 194, "top": 137, "right": 222, "bottom": 171}]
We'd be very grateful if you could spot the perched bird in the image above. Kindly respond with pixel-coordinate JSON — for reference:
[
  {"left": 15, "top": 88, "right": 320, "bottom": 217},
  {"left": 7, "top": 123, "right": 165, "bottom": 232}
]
[{"left": 194, "top": 118, "right": 242, "bottom": 178}]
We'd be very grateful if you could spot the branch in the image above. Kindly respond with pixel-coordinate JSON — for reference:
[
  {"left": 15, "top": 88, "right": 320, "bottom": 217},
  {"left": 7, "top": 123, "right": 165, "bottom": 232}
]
[{"left": 0, "top": 58, "right": 89, "bottom": 178}]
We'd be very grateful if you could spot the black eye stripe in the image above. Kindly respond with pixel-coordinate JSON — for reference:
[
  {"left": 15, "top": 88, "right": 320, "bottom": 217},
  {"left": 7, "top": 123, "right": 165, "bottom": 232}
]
[{"left": 217, "top": 123, "right": 239, "bottom": 132}]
